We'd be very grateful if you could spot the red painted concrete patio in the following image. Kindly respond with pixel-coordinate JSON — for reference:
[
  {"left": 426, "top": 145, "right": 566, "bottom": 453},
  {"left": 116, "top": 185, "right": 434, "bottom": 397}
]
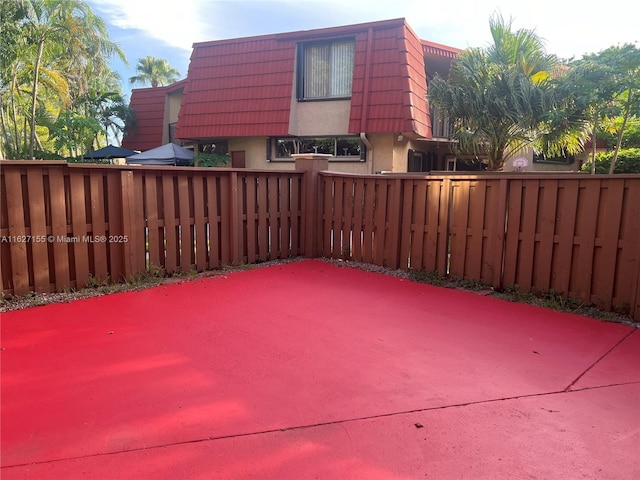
[{"left": 1, "top": 259, "right": 638, "bottom": 479}]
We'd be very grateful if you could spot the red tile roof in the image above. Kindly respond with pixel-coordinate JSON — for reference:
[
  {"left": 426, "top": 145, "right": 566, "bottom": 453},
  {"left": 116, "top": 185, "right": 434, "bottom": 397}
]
[
  {"left": 175, "top": 35, "right": 295, "bottom": 139},
  {"left": 174, "top": 18, "right": 458, "bottom": 141},
  {"left": 348, "top": 20, "right": 432, "bottom": 136},
  {"left": 122, "top": 87, "right": 168, "bottom": 150}
]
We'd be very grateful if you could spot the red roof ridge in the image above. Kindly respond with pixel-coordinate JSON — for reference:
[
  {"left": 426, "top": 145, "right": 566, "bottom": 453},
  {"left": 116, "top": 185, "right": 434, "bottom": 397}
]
[
  {"left": 166, "top": 78, "right": 187, "bottom": 93},
  {"left": 127, "top": 77, "right": 187, "bottom": 94},
  {"left": 421, "top": 39, "right": 463, "bottom": 57}
]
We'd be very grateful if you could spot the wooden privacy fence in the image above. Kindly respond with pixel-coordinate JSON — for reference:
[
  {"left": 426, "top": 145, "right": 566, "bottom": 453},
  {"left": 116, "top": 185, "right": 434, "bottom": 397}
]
[
  {"left": 0, "top": 161, "right": 303, "bottom": 296},
  {"left": 2, "top": 159, "right": 640, "bottom": 321},
  {"left": 319, "top": 172, "right": 640, "bottom": 320}
]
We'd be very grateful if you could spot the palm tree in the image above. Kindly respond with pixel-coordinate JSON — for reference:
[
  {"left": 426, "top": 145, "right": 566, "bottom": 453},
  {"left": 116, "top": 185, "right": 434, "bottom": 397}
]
[
  {"left": 428, "top": 13, "right": 587, "bottom": 170},
  {"left": 485, "top": 14, "right": 558, "bottom": 80},
  {"left": 12, "top": 0, "right": 125, "bottom": 159},
  {"left": 129, "top": 56, "right": 180, "bottom": 88}
]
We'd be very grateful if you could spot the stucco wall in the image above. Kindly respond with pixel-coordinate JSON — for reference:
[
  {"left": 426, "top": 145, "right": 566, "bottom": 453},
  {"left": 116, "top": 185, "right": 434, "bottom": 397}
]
[
  {"left": 289, "top": 100, "right": 351, "bottom": 136},
  {"left": 162, "top": 91, "right": 183, "bottom": 144},
  {"left": 167, "top": 92, "right": 182, "bottom": 124},
  {"left": 366, "top": 133, "right": 435, "bottom": 173}
]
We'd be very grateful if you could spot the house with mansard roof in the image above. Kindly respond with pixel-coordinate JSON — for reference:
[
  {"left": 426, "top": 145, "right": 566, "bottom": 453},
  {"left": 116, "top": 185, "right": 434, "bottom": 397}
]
[{"left": 123, "top": 18, "right": 463, "bottom": 173}]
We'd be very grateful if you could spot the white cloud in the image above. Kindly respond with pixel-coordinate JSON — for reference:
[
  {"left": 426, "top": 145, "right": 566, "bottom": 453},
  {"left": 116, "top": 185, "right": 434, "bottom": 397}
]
[
  {"left": 91, "top": 0, "right": 213, "bottom": 51},
  {"left": 91, "top": 0, "right": 638, "bottom": 60}
]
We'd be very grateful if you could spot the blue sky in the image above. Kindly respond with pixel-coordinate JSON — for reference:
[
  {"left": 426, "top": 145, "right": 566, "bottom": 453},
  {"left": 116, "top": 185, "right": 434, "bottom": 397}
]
[{"left": 87, "top": 0, "right": 639, "bottom": 101}]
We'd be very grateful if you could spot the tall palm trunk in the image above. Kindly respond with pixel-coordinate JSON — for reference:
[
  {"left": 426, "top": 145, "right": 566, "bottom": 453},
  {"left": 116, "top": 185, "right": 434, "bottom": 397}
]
[
  {"left": 609, "top": 90, "right": 633, "bottom": 174},
  {"left": 0, "top": 108, "right": 7, "bottom": 159},
  {"left": 29, "top": 34, "right": 45, "bottom": 159},
  {"left": 10, "top": 67, "right": 21, "bottom": 156},
  {"left": 591, "top": 118, "right": 597, "bottom": 174}
]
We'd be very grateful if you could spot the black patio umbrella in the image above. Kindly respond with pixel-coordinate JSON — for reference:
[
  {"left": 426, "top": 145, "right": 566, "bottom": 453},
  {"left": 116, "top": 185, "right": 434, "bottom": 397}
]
[{"left": 83, "top": 144, "right": 138, "bottom": 159}]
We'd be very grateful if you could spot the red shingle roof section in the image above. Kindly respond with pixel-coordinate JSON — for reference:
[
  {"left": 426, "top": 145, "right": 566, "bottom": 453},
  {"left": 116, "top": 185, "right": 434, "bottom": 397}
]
[
  {"left": 349, "top": 19, "right": 431, "bottom": 138},
  {"left": 176, "top": 36, "right": 295, "bottom": 139},
  {"left": 348, "top": 20, "right": 431, "bottom": 136},
  {"left": 122, "top": 87, "right": 167, "bottom": 150}
]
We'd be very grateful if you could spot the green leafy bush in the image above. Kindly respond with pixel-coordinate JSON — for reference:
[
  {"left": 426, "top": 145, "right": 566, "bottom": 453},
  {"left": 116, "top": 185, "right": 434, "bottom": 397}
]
[
  {"left": 600, "top": 116, "right": 640, "bottom": 149},
  {"left": 581, "top": 148, "right": 640, "bottom": 173},
  {"left": 192, "top": 153, "right": 229, "bottom": 167}
]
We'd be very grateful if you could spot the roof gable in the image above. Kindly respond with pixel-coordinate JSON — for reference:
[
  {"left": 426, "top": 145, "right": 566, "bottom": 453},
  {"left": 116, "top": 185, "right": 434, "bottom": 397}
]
[{"left": 122, "top": 87, "right": 167, "bottom": 150}]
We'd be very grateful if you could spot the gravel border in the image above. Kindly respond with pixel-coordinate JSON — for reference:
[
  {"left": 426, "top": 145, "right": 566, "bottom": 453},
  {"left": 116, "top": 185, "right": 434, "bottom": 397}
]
[
  {"left": 2, "top": 257, "right": 637, "bottom": 328},
  {"left": 0, "top": 257, "right": 304, "bottom": 313}
]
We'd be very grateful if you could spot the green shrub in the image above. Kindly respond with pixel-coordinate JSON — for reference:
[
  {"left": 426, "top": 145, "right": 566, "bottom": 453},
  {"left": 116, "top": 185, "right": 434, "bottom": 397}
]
[
  {"left": 581, "top": 148, "right": 640, "bottom": 173},
  {"left": 192, "top": 153, "right": 229, "bottom": 167}
]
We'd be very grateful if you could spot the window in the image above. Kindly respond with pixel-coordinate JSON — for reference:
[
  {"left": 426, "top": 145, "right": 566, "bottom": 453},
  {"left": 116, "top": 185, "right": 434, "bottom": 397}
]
[
  {"left": 198, "top": 141, "right": 229, "bottom": 156},
  {"left": 270, "top": 136, "right": 364, "bottom": 161},
  {"left": 533, "top": 151, "right": 576, "bottom": 164},
  {"left": 297, "top": 39, "right": 355, "bottom": 100},
  {"left": 408, "top": 150, "right": 441, "bottom": 172}
]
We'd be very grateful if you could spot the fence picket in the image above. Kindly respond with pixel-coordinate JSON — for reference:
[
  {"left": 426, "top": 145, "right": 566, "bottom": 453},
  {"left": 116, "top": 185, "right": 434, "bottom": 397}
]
[
  {"left": 206, "top": 175, "right": 221, "bottom": 268},
  {"left": 69, "top": 170, "right": 90, "bottom": 288},
  {"left": 595, "top": 179, "right": 625, "bottom": 309},
  {"left": 574, "top": 181, "right": 600, "bottom": 302},
  {"left": 449, "top": 181, "right": 470, "bottom": 278},
  {"left": 490, "top": 179, "right": 508, "bottom": 289},
  {"left": 534, "top": 179, "right": 558, "bottom": 292},
  {"left": 279, "top": 175, "right": 291, "bottom": 257},
  {"left": 26, "top": 168, "right": 50, "bottom": 292},
  {"left": 89, "top": 172, "right": 108, "bottom": 282},
  {"left": 160, "top": 175, "right": 177, "bottom": 274},
  {"left": 144, "top": 174, "right": 161, "bottom": 270},
  {"left": 268, "top": 175, "right": 279, "bottom": 259},
  {"left": 177, "top": 175, "right": 192, "bottom": 272},
  {"left": 362, "top": 178, "right": 375, "bottom": 264},
  {"left": 466, "top": 180, "right": 487, "bottom": 280},
  {"left": 4, "top": 169, "right": 29, "bottom": 295},
  {"left": 193, "top": 175, "right": 207, "bottom": 271},
  {"left": 424, "top": 180, "right": 441, "bottom": 273},
  {"left": 436, "top": 178, "right": 451, "bottom": 276},
  {"left": 290, "top": 174, "right": 301, "bottom": 257},
  {"left": 403, "top": 180, "right": 421, "bottom": 270},
  {"left": 49, "top": 167, "right": 71, "bottom": 290},
  {"left": 373, "top": 179, "right": 388, "bottom": 266},
  {"left": 106, "top": 171, "right": 124, "bottom": 281}
]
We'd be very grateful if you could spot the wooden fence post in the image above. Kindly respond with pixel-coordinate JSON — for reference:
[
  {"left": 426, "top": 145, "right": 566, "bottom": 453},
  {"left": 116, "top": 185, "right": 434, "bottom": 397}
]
[{"left": 294, "top": 154, "right": 330, "bottom": 258}]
